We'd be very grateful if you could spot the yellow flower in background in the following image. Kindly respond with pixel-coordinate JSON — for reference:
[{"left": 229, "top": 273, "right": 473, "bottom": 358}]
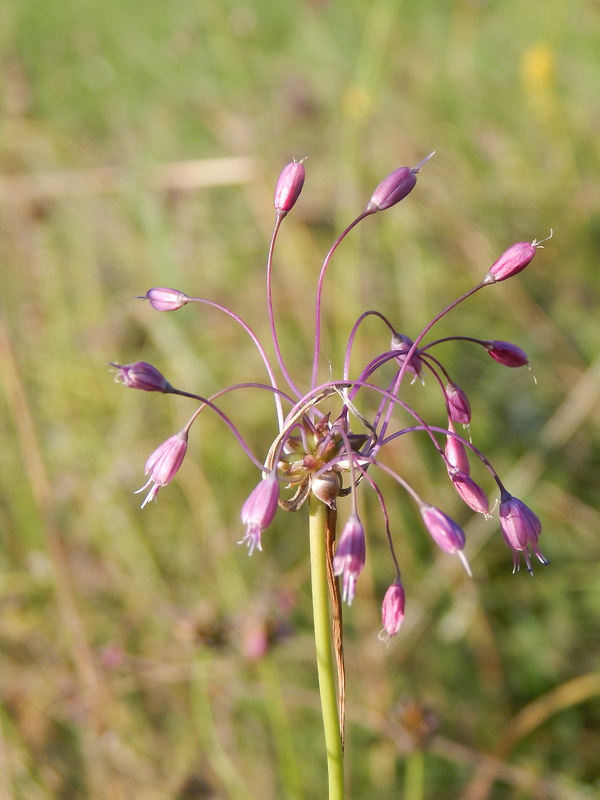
[
  {"left": 520, "top": 42, "right": 558, "bottom": 125},
  {"left": 342, "top": 85, "right": 373, "bottom": 122},
  {"left": 521, "top": 42, "right": 555, "bottom": 93}
]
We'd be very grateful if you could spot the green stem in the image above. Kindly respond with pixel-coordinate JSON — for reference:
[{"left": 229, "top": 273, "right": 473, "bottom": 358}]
[
  {"left": 404, "top": 749, "right": 425, "bottom": 800},
  {"left": 309, "top": 498, "right": 345, "bottom": 800}
]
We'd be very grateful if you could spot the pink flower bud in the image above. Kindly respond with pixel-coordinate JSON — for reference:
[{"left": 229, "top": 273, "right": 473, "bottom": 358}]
[
  {"left": 420, "top": 504, "right": 471, "bottom": 576},
  {"left": 381, "top": 580, "right": 406, "bottom": 639},
  {"left": 274, "top": 159, "right": 306, "bottom": 215},
  {"left": 446, "top": 382, "right": 471, "bottom": 426},
  {"left": 448, "top": 468, "right": 489, "bottom": 515},
  {"left": 483, "top": 232, "right": 552, "bottom": 284},
  {"left": 111, "top": 361, "right": 171, "bottom": 393},
  {"left": 488, "top": 242, "right": 536, "bottom": 282},
  {"left": 333, "top": 513, "right": 366, "bottom": 605},
  {"left": 499, "top": 491, "right": 549, "bottom": 573},
  {"left": 445, "top": 421, "right": 470, "bottom": 474},
  {"left": 366, "top": 153, "right": 434, "bottom": 213},
  {"left": 485, "top": 340, "right": 529, "bottom": 368},
  {"left": 136, "top": 430, "right": 188, "bottom": 507},
  {"left": 142, "top": 287, "right": 190, "bottom": 311},
  {"left": 366, "top": 167, "right": 417, "bottom": 212},
  {"left": 391, "top": 333, "right": 423, "bottom": 382},
  {"left": 240, "top": 474, "right": 280, "bottom": 555}
]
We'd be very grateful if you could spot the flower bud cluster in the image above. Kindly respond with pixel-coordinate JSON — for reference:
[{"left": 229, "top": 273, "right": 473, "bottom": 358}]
[{"left": 112, "top": 152, "right": 551, "bottom": 646}]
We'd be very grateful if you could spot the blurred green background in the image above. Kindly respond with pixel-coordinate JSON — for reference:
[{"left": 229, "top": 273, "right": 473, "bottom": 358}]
[{"left": 1, "top": 0, "right": 599, "bottom": 798}]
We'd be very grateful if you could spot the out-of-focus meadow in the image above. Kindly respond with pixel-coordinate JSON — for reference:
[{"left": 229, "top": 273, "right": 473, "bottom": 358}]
[{"left": 1, "top": 0, "right": 599, "bottom": 798}]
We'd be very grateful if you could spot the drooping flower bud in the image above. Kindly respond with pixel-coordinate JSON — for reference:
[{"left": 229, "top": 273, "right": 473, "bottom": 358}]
[
  {"left": 380, "top": 579, "right": 406, "bottom": 640},
  {"left": 332, "top": 512, "right": 366, "bottom": 605},
  {"left": 448, "top": 468, "right": 489, "bottom": 515},
  {"left": 391, "top": 333, "right": 423, "bottom": 382},
  {"left": 485, "top": 340, "right": 529, "bottom": 368},
  {"left": 483, "top": 232, "right": 552, "bottom": 285},
  {"left": 499, "top": 491, "right": 549, "bottom": 573},
  {"left": 365, "top": 152, "right": 434, "bottom": 213},
  {"left": 240, "top": 474, "right": 280, "bottom": 555},
  {"left": 445, "top": 421, "right": 470, "bottom": 474},
  {"left": 274, "top": 159, "right": 306, "bottom": 216},
  {"left": 136, "top": 430, "right": 188, "bottom": 507},
  {"left": 446, "top": 381, "right": 471, "bottom": 426},
  {"left": 420, "top": 504, "right": 471, "bottom": 576},
  {"left": 111, "top": 361, "right": 172, "bottom": 393},
  {"left": 141, "top": 287, "right": 190, "bottom": 312}
]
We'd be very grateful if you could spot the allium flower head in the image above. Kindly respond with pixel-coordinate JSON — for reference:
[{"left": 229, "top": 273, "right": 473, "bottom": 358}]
[{"left": 113, "top": 154, "right": 551, "bottom": 645}]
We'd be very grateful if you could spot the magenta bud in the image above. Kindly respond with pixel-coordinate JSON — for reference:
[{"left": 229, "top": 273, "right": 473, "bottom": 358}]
[
  {"left": 136, "top": 430, "right": 188, "bottom": 507},
  {"left": 485, "top": 340, "right": 529, "bottom": 368},
  {"left": 445, "top": 422, "right": 470, "bottom": 474},
  {"left": 448, "top": 468, "right": 489, "bottom": 515},
  {"left": 483, "top": 232, "right": 553, "bottom": 284},
  {"left": 332, "top": 513, "right": 366, "bottom": 605},
  {"left": 499, "top": 491, "right": 549, "bottom": 574},
  {"left": 111, "top": 361, "right": 171, "bottom": 393},
  {"left": 366, "top": 153, "right": 434, "bottom": 213},
  {"left": 420, "top": 504, "right": 471, "bottom": 576},
  {"left": 274, "top": 159, "right": 306, "bottom": 215},
  {"left": 446, "top": 381, "right": 471, "bottom": 426},
  {"left": 381, "top": 580, "right": 406, "bottom": 639},
  {"left": 240, "top": 474, "right": 280, "bottom": 555},
  {"left": 367, "top": 166, "right": 416, "bottom": 212},
  {"left": 391, "top": 332, "right": 423, "bottom": 382},
  {"left": 142, "top": 287, "right": 190, "bottom": 312}
]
